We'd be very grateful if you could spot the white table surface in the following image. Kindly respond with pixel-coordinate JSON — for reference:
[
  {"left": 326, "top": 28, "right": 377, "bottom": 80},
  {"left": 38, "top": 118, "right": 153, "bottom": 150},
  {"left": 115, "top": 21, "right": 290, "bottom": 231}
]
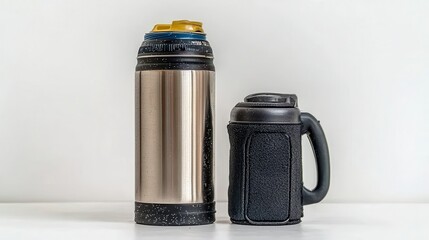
[{"left": 0, "top": 202, "right": 428, "bottom": 240}]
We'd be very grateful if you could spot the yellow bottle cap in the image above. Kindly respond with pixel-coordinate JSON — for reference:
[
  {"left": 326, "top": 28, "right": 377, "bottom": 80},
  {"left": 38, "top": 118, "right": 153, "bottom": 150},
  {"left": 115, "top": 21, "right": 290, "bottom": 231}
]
[{"left": 151, "top": 20, "right": 204, "bottom": 33}]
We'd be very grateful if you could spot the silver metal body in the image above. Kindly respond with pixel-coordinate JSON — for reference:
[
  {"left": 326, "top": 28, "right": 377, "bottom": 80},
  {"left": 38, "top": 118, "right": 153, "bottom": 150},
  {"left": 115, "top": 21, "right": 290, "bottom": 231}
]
[{"left": 135, "top": 70, "right": 215, "bottom": 204}]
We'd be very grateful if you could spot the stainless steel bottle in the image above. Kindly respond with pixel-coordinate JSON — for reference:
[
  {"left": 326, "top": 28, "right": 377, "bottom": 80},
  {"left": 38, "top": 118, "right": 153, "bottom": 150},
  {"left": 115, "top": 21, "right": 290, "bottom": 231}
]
[{"left": 135, "top": 20, "right": 215, "bottom": 225}]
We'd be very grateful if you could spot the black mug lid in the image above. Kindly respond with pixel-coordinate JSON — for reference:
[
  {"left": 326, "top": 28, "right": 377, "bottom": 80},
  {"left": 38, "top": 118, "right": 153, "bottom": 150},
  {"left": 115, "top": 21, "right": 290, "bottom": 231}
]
[
  {"left": 230, "top": 93, "right": 301, "bottom": 124},
  {"left": 244, "top": 93, "right": 298, "bottom": 107}
]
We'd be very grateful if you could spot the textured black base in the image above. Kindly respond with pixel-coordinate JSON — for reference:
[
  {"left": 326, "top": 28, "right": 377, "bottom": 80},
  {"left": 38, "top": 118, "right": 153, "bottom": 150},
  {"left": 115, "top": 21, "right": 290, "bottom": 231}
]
[
  {"left": 230, "top": 218, "right": 301, "bottom": 226},
  {"left": 135, "top": 202, "right": 216, "bottom": 226}
]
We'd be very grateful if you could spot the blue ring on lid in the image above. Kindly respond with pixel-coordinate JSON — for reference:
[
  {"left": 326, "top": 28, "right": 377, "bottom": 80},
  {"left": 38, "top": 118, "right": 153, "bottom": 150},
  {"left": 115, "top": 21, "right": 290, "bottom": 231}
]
[{"left": 144, "top": 32, "right": 206, "bottom": 40}]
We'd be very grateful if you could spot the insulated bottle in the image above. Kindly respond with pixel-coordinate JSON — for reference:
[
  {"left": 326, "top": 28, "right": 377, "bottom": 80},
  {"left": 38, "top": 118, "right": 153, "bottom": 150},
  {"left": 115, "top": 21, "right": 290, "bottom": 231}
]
[
  {"left": 227, "top": 93, "right": 330, "bottom": 225},
  {"left": 135, "top": 20, "right": 215, "bottom": 226}
]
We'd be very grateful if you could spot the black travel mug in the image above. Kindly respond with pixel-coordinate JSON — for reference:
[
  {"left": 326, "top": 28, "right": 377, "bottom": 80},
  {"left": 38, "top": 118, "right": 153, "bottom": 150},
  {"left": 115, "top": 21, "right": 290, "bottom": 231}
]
[{"left": 227, "top": 93, "right": 330, "bottom": 225}]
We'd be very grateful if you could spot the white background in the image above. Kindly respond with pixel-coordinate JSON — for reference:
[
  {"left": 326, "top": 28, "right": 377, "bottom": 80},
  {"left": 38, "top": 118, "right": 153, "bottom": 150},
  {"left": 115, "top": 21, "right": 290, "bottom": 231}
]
[{"left": 1, "top": 0, "right": 428, "bottom": 203}]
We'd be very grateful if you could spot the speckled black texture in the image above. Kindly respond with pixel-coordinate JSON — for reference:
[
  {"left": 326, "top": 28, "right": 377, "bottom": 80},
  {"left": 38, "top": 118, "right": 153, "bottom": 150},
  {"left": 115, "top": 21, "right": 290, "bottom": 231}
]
[
  {"left": 227, "top": 123, "right": 304, "bottom": 225},
  {"left": 135, "top": 202, "right": 216, "bottom": 226},
  {"left": 202, "top": 93, "right": 214, "bottom": 203},
  {"left": 136, "top": 39, "right": 214, "bottom": 71}
]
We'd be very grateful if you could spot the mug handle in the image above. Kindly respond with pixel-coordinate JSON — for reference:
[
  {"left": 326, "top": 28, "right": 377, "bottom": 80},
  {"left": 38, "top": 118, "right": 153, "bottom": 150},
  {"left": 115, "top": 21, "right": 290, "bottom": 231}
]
[{"left": 301, "top": 112, "right": 330, "bottom": 205}]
